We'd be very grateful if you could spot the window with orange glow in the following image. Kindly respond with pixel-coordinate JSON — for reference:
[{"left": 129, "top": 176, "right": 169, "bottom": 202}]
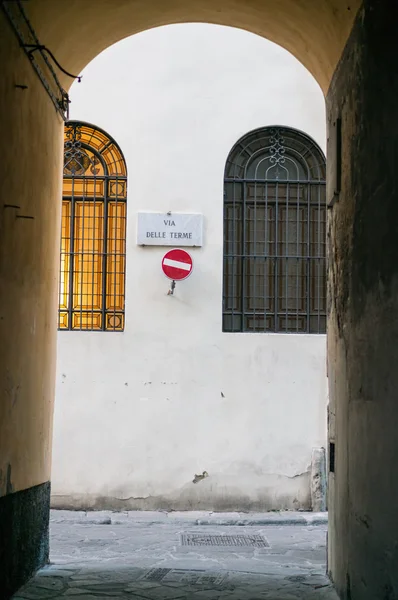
[{"left": 59, "top": 121, "right": 127, "bottom": 331}]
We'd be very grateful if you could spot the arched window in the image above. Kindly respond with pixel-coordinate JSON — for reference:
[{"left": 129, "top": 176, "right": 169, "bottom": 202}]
[
  {"left": 223, "top": 126, "right": 326, "bottom": 333},
  {"left": 59, "top": 121, "right": 127, "bottom": 331}
]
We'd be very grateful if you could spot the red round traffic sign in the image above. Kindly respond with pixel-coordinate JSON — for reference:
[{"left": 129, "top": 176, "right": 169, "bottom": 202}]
[{"left": 162, "top": 248, "right": 193, "bottom": 281}]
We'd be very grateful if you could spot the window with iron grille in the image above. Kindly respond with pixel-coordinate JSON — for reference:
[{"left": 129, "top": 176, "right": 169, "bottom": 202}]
[
  {"left": 59, "top": 121, "right": 127, "bottom": 331},
  {"left": 223, "top": 126, "right": 326, "bottom": 334}
]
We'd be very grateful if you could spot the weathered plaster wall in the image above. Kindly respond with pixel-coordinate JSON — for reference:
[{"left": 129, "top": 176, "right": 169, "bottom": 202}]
[
  {"left": 0, "top": 11, "right": 62, "bottom": 499},
  {"left": 327, "top": 1, "right": 398, "bottom": 597},
  {"left": 52, "top": 334, "right": 327, "bottom": 511},
  {"left": 51, "top": 26, "right": 328, "bottom": 512},
  {"left": 0, "top": 0, "right": 358, "bottom": 510},
  {"left": 0, "top": 11, "right": 62, "bottom": 598}
]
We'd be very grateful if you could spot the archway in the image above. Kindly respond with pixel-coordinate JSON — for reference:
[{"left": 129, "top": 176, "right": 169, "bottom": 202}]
[
  {"left": 1, "top": 2, "right": 398, "bottom": 599},
  {"left": 26, "top": 0, "right": 361, "bottom": 94}
]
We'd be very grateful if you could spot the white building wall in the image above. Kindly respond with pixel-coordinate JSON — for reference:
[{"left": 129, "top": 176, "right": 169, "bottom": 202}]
[{"left": 52, "top": 24, "right": 327, "bottom": 511}]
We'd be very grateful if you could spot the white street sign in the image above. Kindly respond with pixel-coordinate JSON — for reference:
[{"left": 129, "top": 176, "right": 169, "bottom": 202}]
[{"left": 137, "top": 212, "right": 203, "bottom": 246}]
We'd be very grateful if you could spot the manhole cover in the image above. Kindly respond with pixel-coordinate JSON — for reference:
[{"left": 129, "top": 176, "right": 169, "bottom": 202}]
[{"left": 181, "top": 533, "right": 269, "bottom": 548}]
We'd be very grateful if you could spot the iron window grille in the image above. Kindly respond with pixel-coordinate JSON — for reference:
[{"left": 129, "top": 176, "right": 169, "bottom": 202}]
[
  {"left": 59, "top": 121, "right": 127, "bottom": 331},
  {"left": 223, "top": 126, "right": 326, "bottom": 334}
]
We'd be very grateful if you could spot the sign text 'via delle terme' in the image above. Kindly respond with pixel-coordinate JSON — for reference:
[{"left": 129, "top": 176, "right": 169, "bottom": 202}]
[{"left": 137, "top": 212, "right": 203, "bottom": 247}]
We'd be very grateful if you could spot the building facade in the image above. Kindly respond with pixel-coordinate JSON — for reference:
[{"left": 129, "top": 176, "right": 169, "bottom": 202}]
[{"left": 51, "top": 24, "right": 327, "bottom": 511}]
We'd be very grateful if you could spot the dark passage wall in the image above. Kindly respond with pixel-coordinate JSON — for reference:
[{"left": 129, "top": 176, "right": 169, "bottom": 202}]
[
  {"left": 0, "top": 483, "right": 50, "bottom": 599},
  {"left": 0, "top": 8, "right": 62, "bottom": 599},
  {"left": 327, "top": 1, "right": 398, "bottom": 598}
]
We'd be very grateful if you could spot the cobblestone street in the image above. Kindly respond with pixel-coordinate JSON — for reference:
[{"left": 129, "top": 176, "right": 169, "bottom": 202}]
[{"left": 13, "top": 511, "right": 338, "bottom": 599}]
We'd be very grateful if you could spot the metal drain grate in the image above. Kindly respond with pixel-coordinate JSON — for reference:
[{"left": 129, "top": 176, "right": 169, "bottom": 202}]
[
  {"left": 141, "top": 568, "right": 228, "bottom": 586},
  {"left": 142, "top": 568, "right": 171, "bottom": 582},
  {"left": 181, "top": 533, "right": 269, "bottom": 548}
]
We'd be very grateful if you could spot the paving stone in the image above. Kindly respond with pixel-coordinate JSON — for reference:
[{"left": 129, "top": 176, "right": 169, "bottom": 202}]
[
  {"left": 12, "top": 588, "right": 60, "bottom": 600},
  {"left": 73, "top": 584, "right": 128, "bottom": 593},
  {"left": 60, "top": 596, "right": 106, "bottom": 600},
  {"left": 13, "top": 513, "right": 338, "bottom": 600},
  {"left": 141, "top": 583, "right": 192, "bottom": 596},
  {"left": 124, "top": 582, "right": 160, "bottom": 591},
  {"left": 33, "top": 578, "right": 67, "bottom": 591}
]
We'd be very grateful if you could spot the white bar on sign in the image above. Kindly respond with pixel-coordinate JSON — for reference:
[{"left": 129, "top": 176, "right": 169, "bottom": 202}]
[{"left": 163, "top": 258, "right": 191, "bottom": 271}]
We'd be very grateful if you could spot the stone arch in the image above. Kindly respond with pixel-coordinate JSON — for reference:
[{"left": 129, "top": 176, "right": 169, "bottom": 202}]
[
  {"left": 28, "top": 0, "right": 361, "bottom": 93},
  {"left": 3, "top": 3, "right": 398, "bottom": 600}
]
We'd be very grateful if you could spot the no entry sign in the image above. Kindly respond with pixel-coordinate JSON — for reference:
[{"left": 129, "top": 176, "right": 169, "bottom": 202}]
[{"left": 162, "top": 248, "right": 193, "bottom": 281}]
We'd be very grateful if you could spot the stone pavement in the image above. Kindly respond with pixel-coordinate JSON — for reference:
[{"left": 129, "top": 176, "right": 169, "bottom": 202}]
[{"left": 13, "top": 510, "right": 338, "bottom": 599}]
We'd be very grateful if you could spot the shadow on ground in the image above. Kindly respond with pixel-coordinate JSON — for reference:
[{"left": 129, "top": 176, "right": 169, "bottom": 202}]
[{"left": 13, "top": 564, "right": 337, "bottom": 599}]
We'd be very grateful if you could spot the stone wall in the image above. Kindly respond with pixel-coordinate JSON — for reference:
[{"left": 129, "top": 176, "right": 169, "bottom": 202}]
[{"left": 327, "top": 1, "right": 398, "bottom": 597}]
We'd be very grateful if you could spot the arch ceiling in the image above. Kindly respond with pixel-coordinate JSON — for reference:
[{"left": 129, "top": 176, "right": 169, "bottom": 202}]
[{"left": 28, "top": 0, "right": 361, "bottom": 93}]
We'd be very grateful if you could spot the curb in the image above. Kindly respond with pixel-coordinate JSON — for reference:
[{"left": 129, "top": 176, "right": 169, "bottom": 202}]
[{"left": 50, "top": 510, "right": 328, "bottom": 527}]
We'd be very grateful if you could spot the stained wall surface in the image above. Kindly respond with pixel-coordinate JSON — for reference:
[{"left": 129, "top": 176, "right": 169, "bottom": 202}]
[
  {"left": 327, "top": 1, "right": 398, "bottom": 598},
  {"left": 0, "top": 0, "right": 360, "bottom": 513},
  {"left": 51, "top": 25, "right": 328, "bottom": 511},
  {"left": 0, "top": 13, "right": 62, "bottom": 499}
]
